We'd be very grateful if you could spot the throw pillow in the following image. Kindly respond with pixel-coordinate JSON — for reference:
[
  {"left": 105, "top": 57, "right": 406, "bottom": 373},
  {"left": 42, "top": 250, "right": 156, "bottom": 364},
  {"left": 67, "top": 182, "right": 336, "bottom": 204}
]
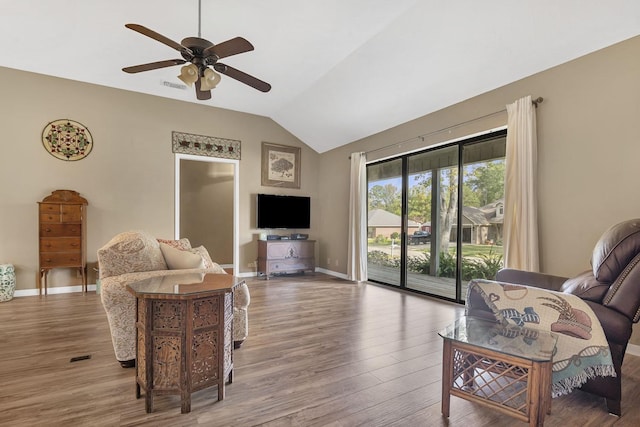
[
  {"left": 98, "top": 230, "right": 168, "bottom": 278},
  {"left": 159, "top": 242, "right": 205, "bottom": 270},
  {"left": 191, "top": 246, "right": 214, "bottom": 268},
  {"left": 191, "top": 246, "right": 228, "bottom": 274},
  {"left": 157, "top": 237, "right": 192, "bottom": 251}
]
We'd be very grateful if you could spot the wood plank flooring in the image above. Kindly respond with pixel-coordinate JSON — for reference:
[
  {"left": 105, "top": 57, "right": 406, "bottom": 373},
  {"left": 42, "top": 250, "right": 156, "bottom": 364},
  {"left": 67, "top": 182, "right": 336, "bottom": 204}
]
[{"left": 1, "top": 273, "right": 639, "bottom": 426}]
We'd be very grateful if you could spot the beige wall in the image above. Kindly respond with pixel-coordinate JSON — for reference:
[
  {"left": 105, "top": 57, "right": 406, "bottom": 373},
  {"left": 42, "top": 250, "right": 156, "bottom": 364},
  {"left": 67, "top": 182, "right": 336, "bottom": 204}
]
[
  {"left": 317, "top": 35, "right": 640, "bottom": 343},
  {"left": 0, "top": 66, "right": 319, "bottom": 290}
]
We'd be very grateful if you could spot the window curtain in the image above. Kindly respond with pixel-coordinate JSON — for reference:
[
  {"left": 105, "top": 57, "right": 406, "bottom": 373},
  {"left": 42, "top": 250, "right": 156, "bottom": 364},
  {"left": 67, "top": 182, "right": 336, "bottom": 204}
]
[
  {"left": 347, "top": 152, "right": 367, "bottom": 281},
  {"left": 504, "top": 95, "right": 539, "bottom": 271}
]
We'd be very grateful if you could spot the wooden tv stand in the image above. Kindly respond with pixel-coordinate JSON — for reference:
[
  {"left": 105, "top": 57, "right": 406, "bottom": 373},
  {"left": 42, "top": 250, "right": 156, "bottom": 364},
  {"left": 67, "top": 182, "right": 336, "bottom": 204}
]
[{"left": 258, "top": 239, "right": 315, "bottom": 279}]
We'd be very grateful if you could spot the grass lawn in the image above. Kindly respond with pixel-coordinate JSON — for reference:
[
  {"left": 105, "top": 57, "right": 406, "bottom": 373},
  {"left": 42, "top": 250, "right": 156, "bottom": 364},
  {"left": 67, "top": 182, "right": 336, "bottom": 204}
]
[
  {"left": 368, "top": 239, "right": 503, "bottom": 258},
  {"left": 456, "top": 244, "right": 503, "bottom": 257}
]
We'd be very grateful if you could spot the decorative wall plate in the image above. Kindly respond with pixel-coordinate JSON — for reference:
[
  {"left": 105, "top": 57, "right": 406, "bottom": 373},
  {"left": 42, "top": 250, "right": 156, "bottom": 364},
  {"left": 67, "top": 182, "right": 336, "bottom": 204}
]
[{"left": 42, "top": 119, "right": 93, "bottom": 161}]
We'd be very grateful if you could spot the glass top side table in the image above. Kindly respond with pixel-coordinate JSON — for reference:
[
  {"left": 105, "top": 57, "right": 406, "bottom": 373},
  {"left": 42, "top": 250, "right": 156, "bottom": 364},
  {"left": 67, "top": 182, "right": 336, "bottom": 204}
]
[{"left": 439, "top": 316, "right": 557, "bottom": 427}]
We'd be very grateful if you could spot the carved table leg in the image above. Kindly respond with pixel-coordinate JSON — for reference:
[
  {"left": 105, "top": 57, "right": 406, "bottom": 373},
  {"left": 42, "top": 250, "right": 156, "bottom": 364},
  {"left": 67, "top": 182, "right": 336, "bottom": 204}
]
[
  {"left": 218, "top": 382, "right": 225, "bottom": 401},
  {"left": 145, "top": 393, "right": 153, "bottom": 413},
  {"left": 181, "top": 391, "right": 191, "bottom": 414}
]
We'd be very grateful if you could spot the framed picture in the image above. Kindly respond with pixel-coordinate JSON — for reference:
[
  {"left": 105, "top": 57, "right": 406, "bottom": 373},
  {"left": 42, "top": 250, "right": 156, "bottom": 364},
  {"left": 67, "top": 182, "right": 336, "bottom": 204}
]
[{"left": 261, "top": 142, "right": 301, "bottom": 188}]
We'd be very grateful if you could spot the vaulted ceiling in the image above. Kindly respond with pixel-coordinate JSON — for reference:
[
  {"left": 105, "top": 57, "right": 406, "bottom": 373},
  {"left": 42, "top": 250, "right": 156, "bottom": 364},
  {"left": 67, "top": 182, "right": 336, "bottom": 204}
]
[{"left": 2, "top": 1, "right": 639, "bottom": 153}]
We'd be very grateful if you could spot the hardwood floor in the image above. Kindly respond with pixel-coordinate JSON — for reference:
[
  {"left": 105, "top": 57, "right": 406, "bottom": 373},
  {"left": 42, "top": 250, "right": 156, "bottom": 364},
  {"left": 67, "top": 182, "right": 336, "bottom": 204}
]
[{"left": 1, "top": 273, "right": 639, "bottom": 426}]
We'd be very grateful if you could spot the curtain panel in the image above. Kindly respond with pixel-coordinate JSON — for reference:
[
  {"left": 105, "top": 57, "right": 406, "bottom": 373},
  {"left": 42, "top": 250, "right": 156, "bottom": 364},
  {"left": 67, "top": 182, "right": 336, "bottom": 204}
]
[
  {"left": 347, "top": 152, "right": 367, "bottom": 281},
  {"left": 504, "top": 95, "right": 540, "bottom": 271}
]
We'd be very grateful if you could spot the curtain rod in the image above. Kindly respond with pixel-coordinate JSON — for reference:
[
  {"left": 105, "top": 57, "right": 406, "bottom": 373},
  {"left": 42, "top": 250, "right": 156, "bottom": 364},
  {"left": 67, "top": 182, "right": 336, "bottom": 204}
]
[{"left": 355, "top": 96, "right": 543, "bottom": 158}]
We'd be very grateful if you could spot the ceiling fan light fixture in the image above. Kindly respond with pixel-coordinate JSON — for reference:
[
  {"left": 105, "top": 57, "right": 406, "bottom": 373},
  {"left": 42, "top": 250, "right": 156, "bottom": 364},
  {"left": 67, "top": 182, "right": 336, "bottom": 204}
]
[
  {"left": 201, "top": 67, "right": 222, "bottom": 90},
  {"left": 177, "top": 64, "right": 199, "bottom": 86},
  {"left": 123, "top": 15, "right": 271, "bottom": 98}
]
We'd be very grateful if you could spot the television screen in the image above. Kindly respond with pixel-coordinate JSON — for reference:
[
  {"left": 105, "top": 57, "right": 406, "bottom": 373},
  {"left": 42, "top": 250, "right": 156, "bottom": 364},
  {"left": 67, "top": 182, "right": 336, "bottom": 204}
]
[{"left": 256, "top": 194, "right": 310, "bottom": 229}]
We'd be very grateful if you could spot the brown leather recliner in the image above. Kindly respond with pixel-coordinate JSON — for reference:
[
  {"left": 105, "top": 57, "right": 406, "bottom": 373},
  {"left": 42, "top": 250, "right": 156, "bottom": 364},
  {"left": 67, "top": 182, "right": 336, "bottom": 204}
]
[{"left": 470, "top": 218, "right": 640, "bottom": 416}]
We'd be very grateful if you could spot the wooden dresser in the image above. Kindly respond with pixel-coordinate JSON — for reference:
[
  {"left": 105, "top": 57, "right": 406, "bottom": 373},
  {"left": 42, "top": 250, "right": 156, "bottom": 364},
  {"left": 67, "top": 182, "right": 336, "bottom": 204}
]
[
  {"left": 258, "top": 239, "right": 315, "bottom": 279},
  {"left": 38, "top": 190, "right": 88, "bottom": 295}
]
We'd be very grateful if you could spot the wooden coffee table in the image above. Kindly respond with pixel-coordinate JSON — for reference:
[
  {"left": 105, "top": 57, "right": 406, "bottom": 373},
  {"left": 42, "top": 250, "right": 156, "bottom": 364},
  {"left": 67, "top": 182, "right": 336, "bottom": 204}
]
[
  {"left": 439, "top": 316, "right": 557, "bottom": 427},
  {"left": 128, "top": 273, "right": 244, "bottom": 414}
]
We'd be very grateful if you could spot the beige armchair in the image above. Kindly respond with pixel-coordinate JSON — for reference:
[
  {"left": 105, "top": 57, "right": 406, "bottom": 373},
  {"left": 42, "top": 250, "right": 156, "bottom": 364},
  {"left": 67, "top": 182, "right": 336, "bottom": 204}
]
[{"left": 98, "top": 230, "right": 250, "bottom": 367}]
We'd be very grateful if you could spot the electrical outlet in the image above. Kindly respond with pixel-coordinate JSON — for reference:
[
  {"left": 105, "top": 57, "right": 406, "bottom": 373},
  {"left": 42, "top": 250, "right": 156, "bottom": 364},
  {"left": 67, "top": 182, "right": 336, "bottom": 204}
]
[
  {"left": 327, "top": 257, "right": 331, "bottom": 266},
  {"left": 335, "top": 259, "right": 339, "bottom": 267}
]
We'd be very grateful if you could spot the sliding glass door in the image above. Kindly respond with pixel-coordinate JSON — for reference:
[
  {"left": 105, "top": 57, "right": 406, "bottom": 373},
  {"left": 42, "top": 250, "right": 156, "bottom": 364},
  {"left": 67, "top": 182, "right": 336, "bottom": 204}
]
[
  {"left": 405, "top": 145, "right": 459, "bottom": 299},
  {"left": 367, "top": 130, "right": 506, "bottom": 303},
  {"left": 366, "top": 158, "right": 403, "bottom": 286},
  {"left": 458, "top": 137, "right": 506, "bottom": 299}
]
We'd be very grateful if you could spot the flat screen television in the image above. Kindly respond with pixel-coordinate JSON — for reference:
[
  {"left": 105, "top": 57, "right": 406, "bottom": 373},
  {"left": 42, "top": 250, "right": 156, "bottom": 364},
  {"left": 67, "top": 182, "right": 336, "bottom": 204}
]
[{"left": 256, "top": 194, "right": 311, "bottom": 229}]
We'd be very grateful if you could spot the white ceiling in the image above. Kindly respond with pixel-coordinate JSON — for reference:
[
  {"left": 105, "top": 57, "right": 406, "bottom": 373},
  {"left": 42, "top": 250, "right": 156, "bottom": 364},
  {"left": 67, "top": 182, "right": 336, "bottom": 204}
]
[{"left": 2, "top": 1, "right": 639, "bottom": 153}]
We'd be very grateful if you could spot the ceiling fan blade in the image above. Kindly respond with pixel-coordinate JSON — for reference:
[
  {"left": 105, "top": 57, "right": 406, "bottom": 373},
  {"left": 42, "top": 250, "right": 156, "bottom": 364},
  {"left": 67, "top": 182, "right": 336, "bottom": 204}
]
[
  {"left": 122, "top": 59, "right": 186, "bottom": 73},
  {"left": 195, "top": 79, "right": 212, "bottom": 100},
  {"left": 214, "top": 63, "right": 271, "bottom": 92},
  {"left": 125, "top": 23, "right": 191, "bottom": 55},
  {"left": 203, "top": 37, "right": 254, "bottom": 59}
]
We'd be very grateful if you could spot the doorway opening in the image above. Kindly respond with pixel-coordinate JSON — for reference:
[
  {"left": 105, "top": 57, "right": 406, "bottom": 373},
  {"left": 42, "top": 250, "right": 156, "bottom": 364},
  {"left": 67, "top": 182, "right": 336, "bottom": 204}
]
[{"left": 174, "top": 153, "right": 239, "bottom": 274}]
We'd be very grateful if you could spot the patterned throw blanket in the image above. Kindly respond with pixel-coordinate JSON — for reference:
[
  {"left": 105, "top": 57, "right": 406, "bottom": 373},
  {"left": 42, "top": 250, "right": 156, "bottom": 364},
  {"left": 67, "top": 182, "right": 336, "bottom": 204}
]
[{"left": 466, "top": 279, "right": 616, "bottom": 397}]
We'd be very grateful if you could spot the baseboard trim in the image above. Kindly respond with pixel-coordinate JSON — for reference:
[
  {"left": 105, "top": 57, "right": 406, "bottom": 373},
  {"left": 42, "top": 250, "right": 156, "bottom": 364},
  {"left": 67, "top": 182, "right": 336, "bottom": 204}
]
[
  {"left": 14, "top": 284, "right": 97, "bottom": 297},
  {"left": 236, "top": 271, "right": 258, "bottom": 278},
  {"left": 627, "top": 343, "right": 640, "bottom": 357},
  {"left": 315, "top": 268, "right": 349, "bottom": 280}
]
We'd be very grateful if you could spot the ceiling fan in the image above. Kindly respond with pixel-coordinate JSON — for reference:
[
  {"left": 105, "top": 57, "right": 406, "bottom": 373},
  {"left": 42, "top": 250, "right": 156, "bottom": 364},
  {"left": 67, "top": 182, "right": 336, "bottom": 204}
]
[{"left": 122, "top": 1, "right": 271, "bottom": 100}]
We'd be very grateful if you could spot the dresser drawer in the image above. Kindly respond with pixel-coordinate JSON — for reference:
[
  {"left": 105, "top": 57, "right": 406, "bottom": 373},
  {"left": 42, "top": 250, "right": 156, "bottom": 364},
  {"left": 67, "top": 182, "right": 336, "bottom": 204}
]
[
  {"left": 40, "top": 223, "right": 82, "bottom": 237},
  {"left": 40, "top": 237, "right": 82, "bottom": 252},
  {"left": 265, "top": 242, "right": 315, "bottom": 259},
  {"left": 39, "top": 203, "right": 60, "bottom": 215},
  {"left": 39, "top": 212, "right": 60, "bottom": 223},
  {"left": 266, "top": 258, "right": 315, "bottom": 273},
  {"left": 40, "top": 253, "right": 83, "bottom": 268},
  {"left": 61, "top": 205, "right": 83, "bottom": 222},
  {"left": 39, "top": 204, "right": 83, "bottom": 223}
]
